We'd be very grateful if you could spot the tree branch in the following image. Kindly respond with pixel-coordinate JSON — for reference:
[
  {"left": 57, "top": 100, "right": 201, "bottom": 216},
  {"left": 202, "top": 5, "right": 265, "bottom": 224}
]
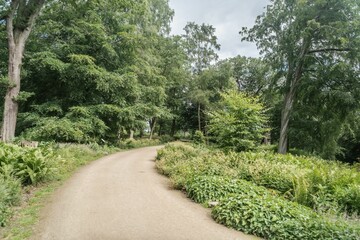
[{"left": 308, "top": 48, "right": 351, "bottom": 54}]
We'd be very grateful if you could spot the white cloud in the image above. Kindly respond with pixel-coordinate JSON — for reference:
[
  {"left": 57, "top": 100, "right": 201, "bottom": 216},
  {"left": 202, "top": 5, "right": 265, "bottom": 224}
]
[{"left": 169, "top": 0, "right": 270, "bottom": 59}]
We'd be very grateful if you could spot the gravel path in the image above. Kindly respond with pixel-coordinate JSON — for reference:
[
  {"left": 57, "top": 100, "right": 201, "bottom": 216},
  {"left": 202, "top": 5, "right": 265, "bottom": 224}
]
[{"left": 32, "top": 146, "right": 259, "bottom": 240}]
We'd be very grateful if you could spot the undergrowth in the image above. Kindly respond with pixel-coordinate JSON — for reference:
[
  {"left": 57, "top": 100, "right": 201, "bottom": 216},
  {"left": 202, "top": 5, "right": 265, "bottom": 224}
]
[{"left": 156, "top": 143, "right": 360, "bottom": 240}]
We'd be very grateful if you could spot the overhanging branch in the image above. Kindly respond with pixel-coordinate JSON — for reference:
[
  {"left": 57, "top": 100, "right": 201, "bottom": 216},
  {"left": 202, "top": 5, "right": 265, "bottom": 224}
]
[{"left": 308, "top": 48, "right": 351, "bottom": 54}]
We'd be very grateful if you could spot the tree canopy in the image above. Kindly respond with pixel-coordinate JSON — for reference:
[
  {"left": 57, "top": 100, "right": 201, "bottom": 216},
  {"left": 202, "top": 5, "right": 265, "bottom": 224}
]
[{"left": 0, "top": 0, "right": 359, "bottom": 162}]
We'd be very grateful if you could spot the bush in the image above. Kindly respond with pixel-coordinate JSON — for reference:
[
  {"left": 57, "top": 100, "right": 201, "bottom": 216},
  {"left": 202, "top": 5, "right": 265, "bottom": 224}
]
[
  {"left": 212, "top": 193, "right": 359, "bottom": 240},
  {"left": 208, "top": 91, "right": 268, "bottom": 151},
  {"left": 186, "top": 175, "right": 274, "bottom": 204},
  {"left": 156, "top": 144, "right": 360, "bottom": 239},
  {"left": 117, "top": 139, "right": 161, "bottom": 149},
  {"left": 159, "top": 135, "right": 174, "bottom": 143},
  {"left": 0, "top": 143, "right": 55, "bottom": 185},
  {"left": 0, "top": 175, "right": 21, "bottom": 226},
  {"left": 192, "top": 130, "right": 205, "bottom": 144}
]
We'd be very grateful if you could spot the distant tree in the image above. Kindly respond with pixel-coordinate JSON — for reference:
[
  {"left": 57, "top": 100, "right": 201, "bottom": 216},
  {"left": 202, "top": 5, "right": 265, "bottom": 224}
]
[
  {"left": 231, "top": 56, "right": 272, "bottom": 96},
  {"left": 241, "top": 0, "right": 360, "bottom": 154},
  {"left": 0, "top": 0, "right": 46, "bottom": 142},
  {"left": 182, "top": 22, "right": 220, "bottom": 131}
]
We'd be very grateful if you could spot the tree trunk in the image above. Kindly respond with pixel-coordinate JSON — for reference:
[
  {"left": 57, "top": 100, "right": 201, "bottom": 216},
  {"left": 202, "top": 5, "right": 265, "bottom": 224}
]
[
  {"left": 278, "top": 37, "right": 311, "bottom": 154},
  {"left": 149, "top": 118, "right": 157, "bottom": 140},
  {"left": 278, "top": 87, "right": 295, "bottom": 154},
  {"left": 2, "top": 24, "right": 28, "bottom": 142},
  {"left": 1, "top": 1, "right": 45, "bottom": 142},
  {"left": 129, "top": 130, "right": 134, "bottom": 139},
  {"left": 170, "top": 118, "right": 176, "bottom": 137},
  {"left": 1, "top": 45, "right": 24, "bottom": 141},
  {"left": 197, "top": 103, "right": 201, "bottom": 131},
  {"left": 158, "top": 123, "right": 162, "bottom": 136}
]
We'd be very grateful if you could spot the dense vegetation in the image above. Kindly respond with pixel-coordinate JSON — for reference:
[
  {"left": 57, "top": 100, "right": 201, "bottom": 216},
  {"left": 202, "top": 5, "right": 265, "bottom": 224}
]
[
  {"left": 0, "top": 0, "right": 360, "bottom": 238},
  {"left": 156, "top": 144, "right": 360, "bottom": 239},
  {"left": 0, "top": 0, "right": 358, "bottom": 161}
]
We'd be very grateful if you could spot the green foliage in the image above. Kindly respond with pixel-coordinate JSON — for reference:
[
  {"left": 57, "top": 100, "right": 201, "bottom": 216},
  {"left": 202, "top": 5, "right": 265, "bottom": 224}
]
[
  {"left": 156, "top": 144, "right": 360, "bottom": 239},
  {"left": 192, "top": 130, "right": 205, "bottom": 144},
  {"left": 212, "top": 193, "right": 359, "bottom": 240},
  {"left": 241, "top": 0, "right": 360, "bottom": 154},
  {"left": 186, "top": 175, "right": 272, "bottom": 204},
  {"left": 208, "top": 91, "right": 269, "bottom": 151},
  {"left": 0, "top": 175, "right": 21, "bottom": 227},
  {"left": 182, "top": 22, "right": 220, "bottom": 74},
  {"left": 0, "top": 143, "right": 56, "bottom": 226},
  {"left": 117, "top": 139, "right": 161, "bottom": 149},
  {"left": 0, "top": 143, "right": 55, "bottom": 185}
]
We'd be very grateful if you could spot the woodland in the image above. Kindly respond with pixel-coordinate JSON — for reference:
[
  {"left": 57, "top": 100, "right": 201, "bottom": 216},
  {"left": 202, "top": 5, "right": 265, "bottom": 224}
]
[
  {"left": 0, "top": 0, "right": 359, "bottom": 162},
  {"left": 0, "top": 0, "right": 360, "bottom": 239}
]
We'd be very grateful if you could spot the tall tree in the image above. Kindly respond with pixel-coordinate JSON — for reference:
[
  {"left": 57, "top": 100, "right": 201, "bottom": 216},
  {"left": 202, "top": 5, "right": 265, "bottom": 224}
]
[
  {"left": 241, "top": 0, "right": 360, "bottom": 154},
  {"left": 182, "top": 22, "right": 220, "bottom": 131},
  {"left": 0, "top": 0, "right": 45, "bottom": 141}
]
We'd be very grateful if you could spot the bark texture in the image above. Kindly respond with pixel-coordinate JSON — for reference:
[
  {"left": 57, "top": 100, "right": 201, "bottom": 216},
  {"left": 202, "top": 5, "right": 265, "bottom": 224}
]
[
  {"left": 278, "top": 38, "right": 311, "bottom": 154},
  {"left": 1, "top": 0, "right": 45, "bottom": 142}
]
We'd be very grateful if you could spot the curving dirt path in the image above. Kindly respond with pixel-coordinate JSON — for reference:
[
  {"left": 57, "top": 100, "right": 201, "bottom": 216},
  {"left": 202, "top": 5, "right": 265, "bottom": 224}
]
[{"left": 32, "top": 146, "right": 259, "bottom": 240}]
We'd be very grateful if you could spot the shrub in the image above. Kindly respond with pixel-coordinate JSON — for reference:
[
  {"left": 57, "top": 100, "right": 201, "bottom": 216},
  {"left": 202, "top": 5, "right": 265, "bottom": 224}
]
[
  {"left": 156, "top": 144, "right": 360, "bottom": 239},
  {"left": 212, "top": 193, "right": 359, "bottom": 240},
  {"left": 0, "top": 143, "right": 55, "bottom": 185},
  {"left": 186, "top": 175, "right": 274, "bottom": 204},
  {"left": 208, "top": 91, "right": 268, "bottom": 151},
  {"left": 159, "top": 135, "right": 174, "bottom": 143},
  {"left": 0, "top": 174, "right": 21, "bottom": 226},
  {"left": 192, "top": 130, "right": 205, "bottom": 144},
  {"left": 117, "top": 139, "right": 161, "bottom": 149}
]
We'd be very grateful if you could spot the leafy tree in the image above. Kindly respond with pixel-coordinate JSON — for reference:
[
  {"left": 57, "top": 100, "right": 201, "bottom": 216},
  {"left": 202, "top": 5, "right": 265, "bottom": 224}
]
[
  {"left": 182, "top": 22, "right": 220, "bottom": 131},
  {"left": 0, "top": 0, "right": 46, "bottom": 142},
  {"left": 16, "top": 0, "right": 175, "bottom": 142},
  {"left": 208, "top": 91, "right": 268, "bottom": 152},
  {"left": 230, "top": 56, "right": 272, "bottom": 96},
  {"left": 158, "top": 36, "right": 190, "bottom": 136},
  {"left": 241, "top": 0, "right": 360, "bottom": 154}
]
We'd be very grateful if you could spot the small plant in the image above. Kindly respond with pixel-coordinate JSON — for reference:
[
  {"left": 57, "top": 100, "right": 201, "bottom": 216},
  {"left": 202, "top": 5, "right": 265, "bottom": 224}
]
[
  {"left": 193, "top": 130, "right": 205, "bottom": 144},
  {"left": 0, "top": 143, "right": 55, "bottom": 185}
]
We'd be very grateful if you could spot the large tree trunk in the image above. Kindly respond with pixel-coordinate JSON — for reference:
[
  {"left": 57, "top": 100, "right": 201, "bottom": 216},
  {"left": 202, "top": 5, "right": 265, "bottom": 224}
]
[
  {"left": 278, "top": 37, "right": 311, "bottom": 154},
  {"left": 1, "top": 40, "right": 25, "bottom": 141},
  {"left": 278, "top": 87, "right": 296, "bottom": 154},
  {"left": 1, "top": 1, "right": 45, "bottom": 142}
]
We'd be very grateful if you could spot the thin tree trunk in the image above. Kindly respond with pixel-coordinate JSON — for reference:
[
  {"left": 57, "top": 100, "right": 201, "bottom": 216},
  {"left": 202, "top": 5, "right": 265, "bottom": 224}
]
[
  {"left": 158, "top": 123, "right": 162, "bottom": 136},
  {"left": 149, "top": 118, "right": 157, "bottom": 140},
  {"left": 197, "top": 103, "right": 201, "bottom": 131},
  {"left": 170, "top": 118, "right": 176, "bottom": 137},
  {"left": 129, "top": 130, "right": 134, "bottom": 139}
]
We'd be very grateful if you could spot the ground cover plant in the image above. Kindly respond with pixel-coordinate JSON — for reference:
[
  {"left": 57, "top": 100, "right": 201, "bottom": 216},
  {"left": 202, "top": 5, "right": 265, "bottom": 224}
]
[{"left": 156, "top": 143, "right": 360, "bottom": 240}]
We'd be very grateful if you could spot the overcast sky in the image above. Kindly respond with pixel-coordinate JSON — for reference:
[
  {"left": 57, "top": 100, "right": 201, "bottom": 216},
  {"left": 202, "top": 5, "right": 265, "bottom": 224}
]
[{"left": 169, "top": 0, "right": 270, "bottom": 59}]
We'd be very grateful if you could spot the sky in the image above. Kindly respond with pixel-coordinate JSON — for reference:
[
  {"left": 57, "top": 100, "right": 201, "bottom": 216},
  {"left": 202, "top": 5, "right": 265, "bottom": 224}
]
[{"left": 169, "top": 0, "right": 270, "bottom": 59}]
